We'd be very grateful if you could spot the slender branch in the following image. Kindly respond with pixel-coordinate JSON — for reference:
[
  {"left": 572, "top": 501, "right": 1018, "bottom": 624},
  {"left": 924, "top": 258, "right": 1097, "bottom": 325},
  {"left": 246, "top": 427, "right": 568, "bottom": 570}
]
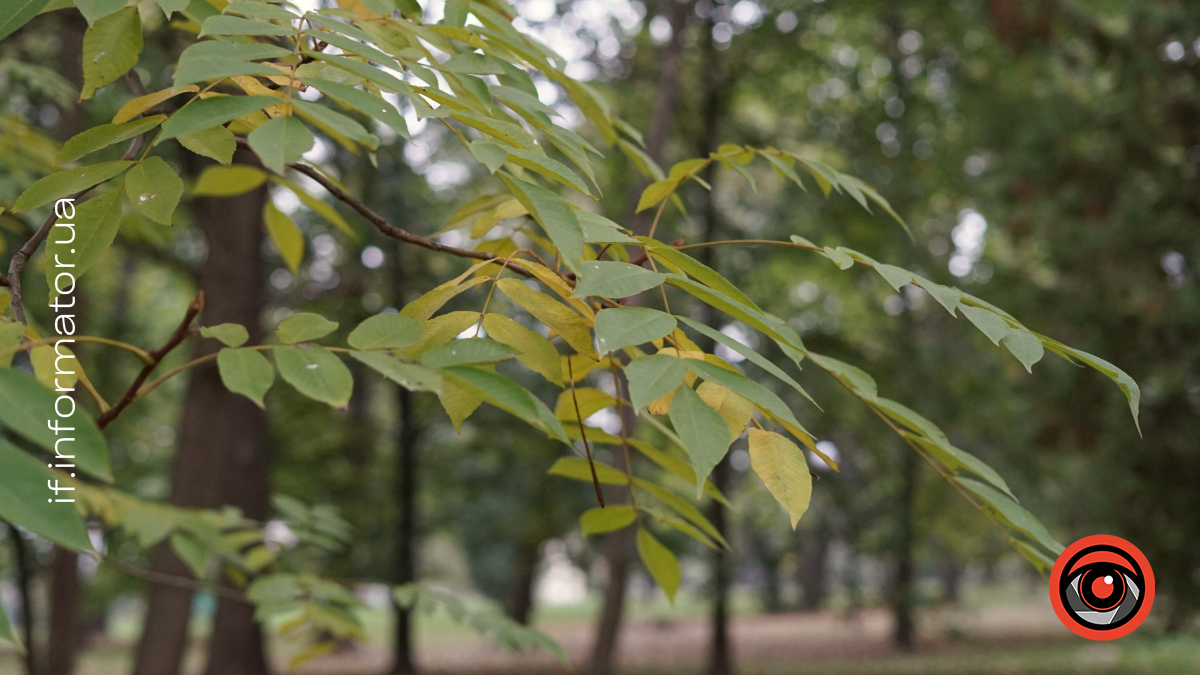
[
  {"left": 567, "top": 357, "right": 605, "bottom": 507},
  {"left": 105, "top": 557, "right": 250, "bottom": 604},
  {"left": 675, "top": 238, "right": 822, "bottom": 252},
  {"left": 96, "top": 292, "right": 204, "bottom": 429},
  {"left": 0, "top": 335, "right": 153, "bottom": 365},
  {"left": 7, "top": 73, "right": 149, "bottom": 324}
]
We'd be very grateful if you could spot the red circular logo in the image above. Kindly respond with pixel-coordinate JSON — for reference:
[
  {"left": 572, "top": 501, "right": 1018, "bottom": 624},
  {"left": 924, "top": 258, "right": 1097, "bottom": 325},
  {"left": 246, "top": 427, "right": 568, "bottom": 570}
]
[{"left": 1049, "top": 534, "right": 1154, "bottom": 640}]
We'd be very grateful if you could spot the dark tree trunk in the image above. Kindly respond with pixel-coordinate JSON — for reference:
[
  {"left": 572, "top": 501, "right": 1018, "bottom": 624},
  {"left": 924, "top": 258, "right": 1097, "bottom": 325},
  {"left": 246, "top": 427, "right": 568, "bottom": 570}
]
[
  {"left": 133, "top": 149, "right": 270, "bottom": 675},
  {"left": 891, "top": 445, "right": 918, "bottom": 651},
  {"left": 46, "top": 548, "right": 79, "bottom": 675},
  {"left": 505, "top": 543, "right": 540, "bottom": 625},
  {"left": 752, "top": 535, "right": 783, "bottom": 614},
  {"left": 938, "top": 559, "right": 962, "bottom": 604},
  {"left": 707, "top": 460, "right": 734, "bottom": 675},
  {"left": 587, "top": 524, "right": 632, "bottom": 675},
  {"left": 390, "top": 382, "right": 421, "bottom": 675},
  {"left": 797, "top": 517, "right": 831, "bottom": 612}
]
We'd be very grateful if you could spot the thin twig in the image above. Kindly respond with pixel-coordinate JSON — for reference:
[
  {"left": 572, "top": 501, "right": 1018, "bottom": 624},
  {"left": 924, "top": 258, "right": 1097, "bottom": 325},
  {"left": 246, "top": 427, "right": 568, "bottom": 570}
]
[
  {"left": 96, "top": 292, "right": 204, "bottom": 429},
  {"left": 106, "top": 557, "right": 250, "bottom": 604},
  {"left": 567, "top": 357, "right": 605, "bottom": 507}
]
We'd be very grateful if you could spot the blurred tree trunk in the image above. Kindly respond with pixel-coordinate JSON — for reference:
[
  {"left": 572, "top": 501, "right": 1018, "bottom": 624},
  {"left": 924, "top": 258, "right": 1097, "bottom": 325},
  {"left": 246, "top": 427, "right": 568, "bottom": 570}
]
[
  {"left": 391, "top": 251, "right": 422, "bottom": 675},
  {"left": 797, "top": 516, "right": 831, "bottom": 611},
  {"left": 44, "top": 13, "right": 89, "bottom": 674},
  {"left": 199, "top": 148, "right": 272, "bottom": 675},
  {"left": 133, "top": 149, "right": 270, "bottom": 675},
  {"left": 588, "top": 4, "right": 691, "bottom": 674},
  {"left": 938, "top": 559, "right": 962, "bottom": 604},
  {"left": 505, "top": 543, "right": 540, "bottom": 625},
  {"left": 890, "top": 443, "right": 917, "bottom": 651},
  {"left": 750, "top": 534, "right": 784, "bottom": 614},
  {"left": 6, "top": 525, "right": 38, "bottom": 675},
  {"left": 706, "top": 461, "right": 734, "bottom": 675}
]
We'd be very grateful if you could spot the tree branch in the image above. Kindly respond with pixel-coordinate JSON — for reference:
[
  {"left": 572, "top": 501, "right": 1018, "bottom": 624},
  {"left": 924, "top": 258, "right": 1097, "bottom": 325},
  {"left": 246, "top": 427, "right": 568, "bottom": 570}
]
[
  {"left": 96, "top": 292, "right": 203, "bottom": 429},
  {"left": 105, "top": 557, "right": 250, "bottom": 604},
  {"left": 284, "top": 161, "right": 539, "bottom": 279}
]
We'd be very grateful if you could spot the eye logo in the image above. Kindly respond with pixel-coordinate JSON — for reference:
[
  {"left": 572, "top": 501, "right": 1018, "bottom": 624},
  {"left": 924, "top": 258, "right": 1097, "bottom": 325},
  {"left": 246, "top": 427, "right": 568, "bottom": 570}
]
[{"left": 1049, "top": 534, "right": 1154, "bottom": 640}]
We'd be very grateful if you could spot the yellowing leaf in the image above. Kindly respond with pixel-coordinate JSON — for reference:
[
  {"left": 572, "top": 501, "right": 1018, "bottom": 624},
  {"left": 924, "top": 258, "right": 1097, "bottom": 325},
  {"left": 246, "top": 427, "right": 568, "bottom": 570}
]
[
  {"left": 496, "top": 278, "right": 596, "bottom": 359},
  {"left": 481, "top": 313, "right": 563, "bottom": 386},
  {"left": 191, "top": 165, "right": 268, "bottom": 197},
  {"left": 747, "top": 428, "right": 812, "bottom": 529},
  {"left": 264, "top": 202, "right": 304, "bottom": 274},
  {"left": 696, "top": 381, "right": 753, "bottom": 443},
  {"left": 636, "top": 528, "right": 680, "bottom": 603},
  {"left": 580, "top": 505, "right": 636, "bottom": 536}
]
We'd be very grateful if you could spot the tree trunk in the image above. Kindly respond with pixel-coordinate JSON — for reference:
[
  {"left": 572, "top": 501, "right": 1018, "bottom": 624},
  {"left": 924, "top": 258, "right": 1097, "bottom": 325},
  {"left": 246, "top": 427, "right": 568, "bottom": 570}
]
[
  {"left": 797, "top": 517, "right": 831, "bottom": 612},
  {"left": 588, "top": 5, "right": 692, "bottom": 672},
  {"left": 46, "top": 548, "right": 79, "bottom": 675},
  {"left": 891, "top": 444, "right": 917, "bottom": 651},
  {"left": 707, "top": 460, "right": 734, "bottom": 675},
  {"left": 505, "top": 543, "right": 540, "bottom": 625},
  {"left": 938, "top": 559, "right": 962, "bottom": 604},
  {"left": 390, "top": 382, "right": 420, "bottom": 675},
  {"left": 133, "top": 149, "right": 269, "bottom": 675},
  {"left": 6, "top": 525, "right": 38, "bottom": 675}
]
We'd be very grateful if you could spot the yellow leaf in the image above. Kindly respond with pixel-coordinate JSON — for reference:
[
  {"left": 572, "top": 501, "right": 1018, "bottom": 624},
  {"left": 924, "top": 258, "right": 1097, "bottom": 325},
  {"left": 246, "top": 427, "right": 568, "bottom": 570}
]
[
  {"left": 263, "top": 202, "right": 303, "bottom": 273},
  {"left": 481, "top": 313, "right": 563, "bottom": 386},
  {"left": 636, "top": 528, "right": 680, "bottom": 603},
  {"left": 697, "top": 381, "right": 753, "bottom": 442},
  {"left": 113, "top": 85, "right": 198, "bottom": 124},
  {"left": 497, "top": 278, "right": 596, "bottom": 359},
  {"left": 748, "top": 428, "right": 812, "bottom": 529}
]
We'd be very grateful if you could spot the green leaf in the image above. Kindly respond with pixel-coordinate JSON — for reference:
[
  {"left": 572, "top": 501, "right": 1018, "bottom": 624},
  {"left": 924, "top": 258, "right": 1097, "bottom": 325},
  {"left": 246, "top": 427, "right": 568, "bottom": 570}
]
[
  {"left": 497, "top": 172, "right": 584, "bottom": 273},
  {"left": 276, "top": 313, "right": 337, "bottom": 344},
  {"left": 683, "top": 359, "right": 813, "bottom": 445},
  {"left": 44, "top": 190, "right": 123, "bottom": 294},
  {"left": 505, "top": 147, "right": 590, "bottom": 195},
  {"left": 956, "top": 477, "right": 1064, "bottom": 556},
  {"left": 275, "top": 345, "right": 354, "bottom": 409},
  {"left": 247, "top": 115, "right": 314, "bottom": 175},
  {"left": 470, "top": 139, "right": 509, "bottom": 173},
  {"left": 201, "top": 324, "right": 249, "bottom": 348},
  {"left": 676, "top": 316, "right": 814, "bottom": 406},
  {"left": 347, "top": 314, "right": 423, "bottom": 350},
  {"left": 0, "top": 323, "right": 24, "bottom": 368},
  {"left": 0, "top": 0, "right": 51, "bottom": 42},
  {"left": 178, "top": 126, "right": 237, "bottom": 166},
  {"left": 911, "top": 275, "right": 961, "bottom": 316},
  {"left": 56, "top": 116, "right": 164, "bottom": 165},
  {"left": 632, "top": 478, "right": 728, "bottom": 547},
  {"left": 306, "top": 78, "right": 409, "bottom": 137},
  {"left": 217, "top": 348, "right": 275, "bottom": 407},
  {"left": 420, "top": 338, "right": 519, "bottom": 368},
  {"left": 636, "top": 528, "right": 680, "bottom": 603},
  {"left": 572, "top": 261, "right": 665, "bottom": 299},
  {"left": 441, "top": 365, "right": 568, "bottom": 443},
  {"left": 292, "top": 99, "right": 379, "bottom": 150},
  {"left": 177, "top": 39, "right": 293, "bottom": 63},
  {"left": 12, "top": 160, "right": 133, "bottom": 213},
  {"left": 808, "top": 352, "right": 877, "bottom": 401},
  {"left": 668, "top": 383, "right": 732, "bottom": 496},
  {"left": 151, "top": 0, "right": 188, "bottom": 18},
  {"left": 349, "top": 351, "right": 442, "bottom": 393},
  {"left": 173, "top": 54, "right": 285, "bottom": 88},
  {"left": 264, "top": 202, "right": 304, "bottom": 273},
  {"left": 644, "top": 243, "right": 759, "bottom": 310},
  {"left": 635, "top": 178, "right": 679, "bottom": 213},
  {"left": 594, "top": 307, "right": 676, "bottom": 354},
  {"left": 576, "top": 211, "right": 637, "bottom": 244},
  {"left": 442, "top": 51, "right": 507, "bottom": 74},
  {"left": 959, "top": 305, "right": 1011, "bottom": 345},
  {"left": 399, "top": 273, "right": 488, "bottom": 321},
  {"left": 303, "top": 52, "right": 410, "bottom": 94},
  {"left": 547, "top": 457, "right": 627, "bottom": 484},
  {"left": 663, "top": 275, "right": 803, "bottom": 357},
  {"left": 580, "top": 505, "right": 637, "bottom": 536},
  {"left": 169, "top": 534, "right": 209, "bottom": 578},
  {"left": 496, "top": 278, "right": 596, "bottom": 359},
  {"left": 747, "top": 428, "right": 812, "bottom": 529},
  {"left": 625, "top": 353, "right": 688, "bottom": 411},
  {"left": 823, "top": 246, "right": 854, "bottom": 270},
  {"left": 875, "top": 397, "right": 948, "bottom": 445},
  {"left": 191, "top": 165, "right": 267, "bottom": 196},
  {"left": 158, "top": 96, "right": 280, "bottom": 142},
  {"left": 438, "top": 373, "right": 484, "bottom": 432},
  {"left": 224, "top": 0, "right": 298, "bottom": 21},
  {"left": 1002, "top": 328, "right": 1044, "bottom": 373},
  {"left": 1046, "top": 342, "right": 1140, "bottom": 433},
  {"left": 304, "top": 27, "right": 395, "bottom": 67},
  {"left": 480, "top": 313, "right": 563, "bottom": 387},
  {"left": 0, "top": 439, "right": 93, "bottom": 552},
  {"left": 904, "top": 432, "right": 1016, "bottom": 502},
  {"left": 875, "top": 263, "right": 913, "bottom": 292},
  {"left": 199, "top": 15, "right": 294, "bottom": 37},
  {"left": 125, "top": 157, "right": 183, "bottom": 225},
  {"left": 0, "top": 369, "right": 111, "bottom": 481},
  {"left": 81, "top": 8, "right": 142, "bottom": 100}
]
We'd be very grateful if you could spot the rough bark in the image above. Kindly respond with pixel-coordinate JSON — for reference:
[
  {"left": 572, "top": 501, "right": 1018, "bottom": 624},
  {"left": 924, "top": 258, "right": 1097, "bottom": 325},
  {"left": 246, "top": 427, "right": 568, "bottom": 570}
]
[{"left": 133, "top": 149, "right": 270, "bottom": 675}]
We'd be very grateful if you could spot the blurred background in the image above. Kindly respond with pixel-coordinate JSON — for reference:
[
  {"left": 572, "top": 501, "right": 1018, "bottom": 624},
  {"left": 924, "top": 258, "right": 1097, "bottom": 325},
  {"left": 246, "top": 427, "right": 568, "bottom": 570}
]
[{"left": 1, "top": 0, "right": 1198, "bottom": 673}]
